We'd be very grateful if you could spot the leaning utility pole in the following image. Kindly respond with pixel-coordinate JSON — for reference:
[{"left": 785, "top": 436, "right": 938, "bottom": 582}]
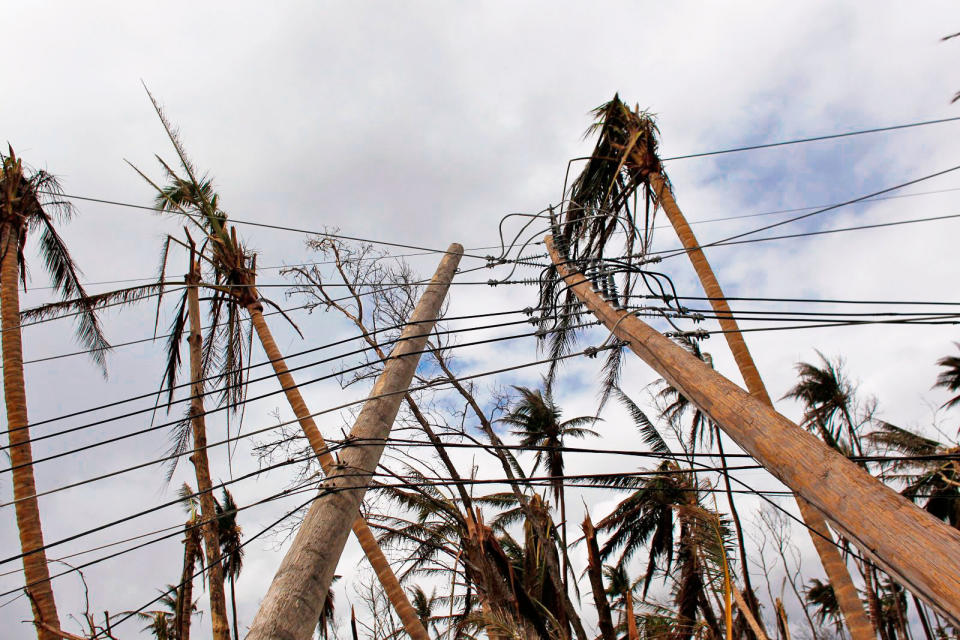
[
  {"left": 246, "top": 243, "right": 463, "bottom": 640},
  {"left": 545, "top": 236, "right": 960, "bottom": 626},
  {"left": 648, "top": 173, "right": 875, "bottom": 640}
]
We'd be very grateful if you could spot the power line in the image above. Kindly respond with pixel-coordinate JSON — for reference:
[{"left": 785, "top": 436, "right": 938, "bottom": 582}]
[
  {"left": 46, "top": 191, "right": 492, "bottom": 260},
  {"left": 4, "top": 306, "right": 585, "bottom": 449},
  {"left": 658, "top": 210, "right": 960, "bottom": 254},
  {"left": 655, "top": 162, "right": 960, "bottom": 259},
  {"left": 660, "top": 115, "right": 960, "bottom": 162},
  {"left": 24, "top": 185, "right": 960, "bottom": 294},
  {"left": 0, "top": 327, "right": 609, "bottom": 487},
  {"left": 16, "top": 302, "right": 567, "bottom": 430}
]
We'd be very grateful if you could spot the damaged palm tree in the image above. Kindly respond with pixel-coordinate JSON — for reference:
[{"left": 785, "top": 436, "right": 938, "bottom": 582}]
[
  {"left": 129, "top": 88, "right": 432, "bottom": 640},
  {"left": 541, "top": 95, "right": 874, "bottom": 639}
]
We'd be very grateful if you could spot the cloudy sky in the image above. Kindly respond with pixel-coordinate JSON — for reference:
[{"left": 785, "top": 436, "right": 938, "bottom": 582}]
[{"left": 3, "top": 2, "right": 960, "bottom": 638}]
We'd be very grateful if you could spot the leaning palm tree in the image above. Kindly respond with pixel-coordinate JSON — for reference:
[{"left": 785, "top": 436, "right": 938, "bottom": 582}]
[
  {"left": 498, "top": 384, "right": 599, "bottom": 588},
  {"left": 1, "top": 147, "right": 112, "bottom": 640},
  {"left": 543, "top": 95, "right": 875, "bottom": 640},
  {"left": 131, "top": 89, "right": 430, "bottom": 640}
]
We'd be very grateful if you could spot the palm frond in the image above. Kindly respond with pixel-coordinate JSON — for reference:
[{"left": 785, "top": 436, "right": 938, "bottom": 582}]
[{"left": 615, "top": 388, "right": 670, "bottom": 455}]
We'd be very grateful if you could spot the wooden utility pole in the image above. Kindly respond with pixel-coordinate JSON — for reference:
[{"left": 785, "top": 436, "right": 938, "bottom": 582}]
[
  {"left": 545, "top": 236, "right": 960, "bottom": 626},
  {"left": 648, "top": 173, "right": 875, "bottom": 640},
  {"left": 246, "top": 243, "right": 463, "bottom": 640}
]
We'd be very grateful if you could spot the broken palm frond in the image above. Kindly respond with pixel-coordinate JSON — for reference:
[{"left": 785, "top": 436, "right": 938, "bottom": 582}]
[{"left": 538, "top": 95, "right": 666, "bottom": 397}]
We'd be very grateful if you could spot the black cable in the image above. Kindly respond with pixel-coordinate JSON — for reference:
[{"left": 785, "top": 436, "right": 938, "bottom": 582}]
[
  {"left": 631, "top": 293, "right": 960, "bottom": 307},
  {"left": 654, "top": 163, "right": 960, "bottom": 259},
  {"left": 2, "top": 307, "right": 587, "bottom": 454},
  {"left": 0, "top": 328, "right": 609, "bottom": 494},
  {"left": 45, "top": 191, "right": 492, "bottom": 260},
  {"left": 0, "top": 459, "right": 761, "bottom": 570},
  {"left": 14, "top": 301, "right": 573, "bottom": 432},
  {"left": 656, "top": 210, "right": 960, "bottom": 255},
  {"left": 660, "top": 115, "right": 960, "bottom": 162}
]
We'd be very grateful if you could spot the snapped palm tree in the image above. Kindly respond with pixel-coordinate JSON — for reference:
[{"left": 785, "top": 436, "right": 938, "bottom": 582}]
[
  {"left": 1, "top": 147, "right": 112, "bottom": 640},
  {"left": 131, "top": 89, "right": 430, "bottom": 640},
  {"left": 498, "top": 384, "right": 599, "bottom": 589},
  {"left": 542, "top": 95, "right": 875, "bottom": 640}
]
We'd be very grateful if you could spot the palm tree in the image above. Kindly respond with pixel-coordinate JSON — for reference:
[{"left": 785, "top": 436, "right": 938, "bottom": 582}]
[
  {"left": 1, "top": 147, "right": 111, "bottom": 640},
  {"left": 543, "top": 95, "right": 875, "bottom": 640},
  {"left": 176, "top": 484, "right": 205, "bottom": 640},
  {"left": 317, "top": 575, "right": 340, "bottom": 640},
  {"left": 805, "top": 579, "right": 845, "bottom": 637},
  {"left": 136, "top": 586, "right": 196, "bottom": 640},
  {"left": 782, "top": 352, "right": 864, "bottom": 456},
  {"left": 409, "top": 585, "right": 440, "bottom": 636},
  {"left": 132, "top": 89, "right": 431, "bottom": 640},
  {"left": 216, "top": 489, "right": 244, "bottom": 640},
  {"left": 498, "top": 384, "right": 599, "bottom": 588},
  {"left": 934, "top": 342, "right": 960, "bottom": 410},
  {"left": 866, "top": 421, "right": 960, "bottom": 529}
]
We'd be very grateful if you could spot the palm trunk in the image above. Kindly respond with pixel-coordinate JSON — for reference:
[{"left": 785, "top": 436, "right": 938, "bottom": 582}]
[
  {"left": 185, "top": 267, "right": 231, "bottom": 640},
  {"left": 715, "top": 423, "right": 764, "bottom": 639},
  {"left": 582, "top": 514, "right": 617, "bottom": 640},
  {"left": 177, "top": 524, "right": 199, "bottom": 640},
  {"left": 648, "top": 172, "right": 877, "bottom": 640},
  {"left": 230, "top": 573, "right": 239, "bottom": 640},
  {"left": 861, "top": 563, "right": 885, "bottom": 640},
  {"left": 243, "top": 298, "right": 430, "bottom": 640},
  {"left": 625, "top": 588, "right": 640, "bottom": 640},
  {"left": 1, "top": 224, "right": 61, "bottom": 640}
]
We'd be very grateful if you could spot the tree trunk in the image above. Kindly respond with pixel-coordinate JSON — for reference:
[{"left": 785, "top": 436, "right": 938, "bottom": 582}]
[
  {"left": 177, "top": 524, "right": 199, "bottom": 640},
  {"left": 625, "top": 588, "right": 640, "bottom": 640},
  {"left": 774, "top": 599, "right": 791, "bottom": 640},
  {"left": 185, "top": 266, "right": 231, "bottom": 640},
  {"left": 1, "top": 224, "right": 61, "bottom": 640},
  {"left": 715, "top": 424, "right": 764, "bottom": 640},
  {"left": 583, "top": 514, "right": 617, "bottom": 640},
  {"left": 732, "top": 587, "right": 770, "bottom": 640},
  {"left": 648, "top": 172, "right": 877, "bottom": 640},
  {"left": 231, "top": 573, "right": 240, "bottom": 640},
  {"left": 547, "top": 236, "right": 960, "bottom": 627},
  {"left": 246, "top": 244, "right": 462, "bottom": 640},
  {"left": 243, "top": 299, "right": 431, "bottom": 640}
]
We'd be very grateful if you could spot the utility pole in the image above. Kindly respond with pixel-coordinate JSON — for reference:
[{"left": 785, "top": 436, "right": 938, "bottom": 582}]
[
  {"left": 247, "top": 243, "right": 463, "bottom": 640},
  {"left": 649, "top": 173, "right": 875, "bottom": 640},
  {"left": 545, "top": 236, "right": 960, "bottom": 626}
]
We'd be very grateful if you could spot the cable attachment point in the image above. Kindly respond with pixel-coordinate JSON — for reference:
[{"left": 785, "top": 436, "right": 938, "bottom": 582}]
[
  {"left": 606, "top": 272, "right": 622, "bottom": 309},
  {"left": 583, "top": 346, "right": 600, "bottom": 358},
  {"left": 534, "top": 327, "right": 549, "bottom": 339},
  {"left": 487, "top": 279, "right": 500, "bottom": 287},
  {"left": 589, "top": 259, "right": 602, "bottom": 292},
  {"left": 522, "top": 306, "right": 534, "bottom": 316},
  {"left": 665, "top": 328, "right": 711, "bottom": 340}
]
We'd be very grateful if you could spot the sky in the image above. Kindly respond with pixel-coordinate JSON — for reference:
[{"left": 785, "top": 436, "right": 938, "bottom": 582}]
[{"left": 3, "top": 2, "right": 960, "bottom": 638}]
